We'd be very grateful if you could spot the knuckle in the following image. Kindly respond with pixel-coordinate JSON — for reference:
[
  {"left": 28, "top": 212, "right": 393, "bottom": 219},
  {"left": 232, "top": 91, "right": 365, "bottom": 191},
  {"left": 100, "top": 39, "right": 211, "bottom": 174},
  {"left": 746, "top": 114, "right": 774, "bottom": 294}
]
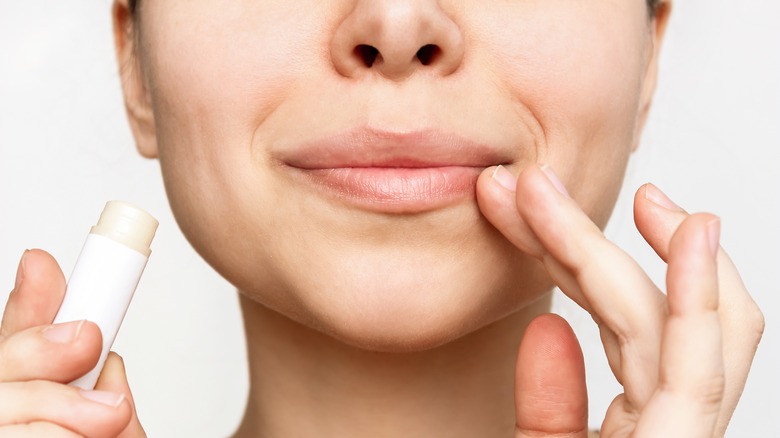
[
  {"left": 613, "top": 315, "right": 655, "bottom": 348},
  {"left": 691, "top": 374, "right": 726, "bottom": 413},
  {"left": 698, "top": 375, "right": 727, "bottom": 413},
  {"left": 0, "top": 333, "right": 38, "bottom": 376},
  {"left": 661, "top": 372, "right": 726, "bottom": 415},
  {"left": 725, "top": 290, "right": 765, "bottom": 347},
  {"left": 737, "top": 298, "right": 766, "bottom": 345},
  {"left": 750, "top": 306, "right": 766, "bottom": 343}
]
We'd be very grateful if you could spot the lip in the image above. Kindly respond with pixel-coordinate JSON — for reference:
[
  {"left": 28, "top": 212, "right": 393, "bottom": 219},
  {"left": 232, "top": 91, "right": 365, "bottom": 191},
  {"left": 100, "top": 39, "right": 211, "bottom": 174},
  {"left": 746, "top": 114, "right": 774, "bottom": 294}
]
[{"left": 278, "top": 128, "right": 511, "bottom": 213}]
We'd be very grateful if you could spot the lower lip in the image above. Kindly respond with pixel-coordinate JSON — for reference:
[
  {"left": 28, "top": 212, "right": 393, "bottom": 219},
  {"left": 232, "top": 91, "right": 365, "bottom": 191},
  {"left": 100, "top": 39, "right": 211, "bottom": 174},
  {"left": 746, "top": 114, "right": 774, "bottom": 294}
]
[{"left": 291, "top": 166, "right": 483, "bottom": 213}]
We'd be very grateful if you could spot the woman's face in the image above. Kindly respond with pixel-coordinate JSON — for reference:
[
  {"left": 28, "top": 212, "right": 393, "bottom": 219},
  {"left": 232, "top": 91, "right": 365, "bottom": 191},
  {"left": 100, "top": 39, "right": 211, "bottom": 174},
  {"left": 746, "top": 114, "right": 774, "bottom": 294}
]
[{"left": 121, "top": 0, "right": 665, "bottom": 351}]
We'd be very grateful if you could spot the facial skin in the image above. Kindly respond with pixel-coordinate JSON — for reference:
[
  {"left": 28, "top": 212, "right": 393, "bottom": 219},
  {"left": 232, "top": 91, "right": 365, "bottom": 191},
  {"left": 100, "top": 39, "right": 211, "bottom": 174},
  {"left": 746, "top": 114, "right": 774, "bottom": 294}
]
[{"left": 117, "top": 0, "right": 665, "bottom": 352}]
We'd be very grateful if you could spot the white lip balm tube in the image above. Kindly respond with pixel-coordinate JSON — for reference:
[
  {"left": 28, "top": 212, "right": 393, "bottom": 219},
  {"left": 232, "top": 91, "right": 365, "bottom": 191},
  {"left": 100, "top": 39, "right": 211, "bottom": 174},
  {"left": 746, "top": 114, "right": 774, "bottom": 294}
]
[{"left": 53, "top": 201, "right": 158, "bottom": 390}]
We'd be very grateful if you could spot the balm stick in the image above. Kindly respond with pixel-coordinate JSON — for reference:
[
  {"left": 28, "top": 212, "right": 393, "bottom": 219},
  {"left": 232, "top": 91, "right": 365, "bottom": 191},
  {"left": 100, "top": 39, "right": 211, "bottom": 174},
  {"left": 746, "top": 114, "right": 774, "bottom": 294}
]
[{"left": 53, "top": 201, "right": 158, "bottom": 390}]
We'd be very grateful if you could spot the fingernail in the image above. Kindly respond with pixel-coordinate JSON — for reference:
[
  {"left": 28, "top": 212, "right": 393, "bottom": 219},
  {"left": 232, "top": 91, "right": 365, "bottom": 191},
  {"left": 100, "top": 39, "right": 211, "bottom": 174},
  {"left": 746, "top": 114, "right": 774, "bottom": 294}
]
[
  {"left": 539, "top": 164, "right": 570, "bottom": 197},
  {"left": 42, "top": 320, "right": 85, "bottom": 344},
  {"left": 491, "top": 165, "right": 517, "bottom": 192},
  {"left": 707, "top": 218, "right": 720, "bottom": 257},
  {"left": 80, "top": 389, "right": 125, "bottom": 408},
  {"left": 644, "top": 183, "right": 684, "bottom": 212},
  {"left": 14, "top": 249, "right": 29, "bottom": 290}
]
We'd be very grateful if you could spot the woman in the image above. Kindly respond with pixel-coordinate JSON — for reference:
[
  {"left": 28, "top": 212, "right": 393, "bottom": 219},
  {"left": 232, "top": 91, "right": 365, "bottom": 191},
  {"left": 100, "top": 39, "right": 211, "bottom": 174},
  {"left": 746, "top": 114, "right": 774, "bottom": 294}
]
[{"left": 0, "top": 0, "right": 765, "bottom": 436}]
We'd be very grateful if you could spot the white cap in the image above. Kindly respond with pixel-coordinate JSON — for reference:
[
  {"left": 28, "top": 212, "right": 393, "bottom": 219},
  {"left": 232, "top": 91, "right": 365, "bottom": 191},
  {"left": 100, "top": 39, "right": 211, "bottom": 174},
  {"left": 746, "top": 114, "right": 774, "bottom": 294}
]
[{"left": 90, "top": 201, "right": 158, "bottom": 256}]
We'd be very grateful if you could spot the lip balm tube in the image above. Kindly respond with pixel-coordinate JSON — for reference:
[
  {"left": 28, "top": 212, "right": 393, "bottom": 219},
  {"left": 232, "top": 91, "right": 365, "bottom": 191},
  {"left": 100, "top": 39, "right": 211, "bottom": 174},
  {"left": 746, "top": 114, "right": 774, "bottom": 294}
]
[{"left": 53, "top": 201, "right": 158, "bottom": 390}]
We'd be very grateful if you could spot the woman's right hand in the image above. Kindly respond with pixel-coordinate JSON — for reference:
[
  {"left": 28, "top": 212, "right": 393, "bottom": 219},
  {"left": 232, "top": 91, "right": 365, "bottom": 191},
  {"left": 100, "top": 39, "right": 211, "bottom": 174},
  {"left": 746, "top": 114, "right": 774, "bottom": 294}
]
[
  {"left": 478, "top": 165, "right": 764, "bottom": 437},
  {"left": 0, "top": 249, "right": 145, "bottom": 437}
]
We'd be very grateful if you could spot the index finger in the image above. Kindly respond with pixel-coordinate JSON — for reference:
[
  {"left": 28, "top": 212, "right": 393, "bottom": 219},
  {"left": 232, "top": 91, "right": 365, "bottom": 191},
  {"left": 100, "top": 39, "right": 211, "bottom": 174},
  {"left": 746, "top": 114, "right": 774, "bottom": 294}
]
[
  {"left": 479, "top": 164, "right": 666, "bottom": 407},
  {"left": 1, "top": 249, "right": 67, "bottom": 338}
]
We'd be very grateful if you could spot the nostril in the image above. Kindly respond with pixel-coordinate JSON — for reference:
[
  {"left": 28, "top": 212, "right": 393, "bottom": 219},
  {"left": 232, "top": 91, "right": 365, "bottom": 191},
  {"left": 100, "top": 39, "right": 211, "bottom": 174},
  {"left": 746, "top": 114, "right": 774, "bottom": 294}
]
[
  {"left": 354, "top": 44, "right": 379, "bottom": 67},
  {"left": 416, "top": 44, "right": 441, "bottom": 66},
  {"left": 350, "top": 44, "right": 443, "bottom": 71}
]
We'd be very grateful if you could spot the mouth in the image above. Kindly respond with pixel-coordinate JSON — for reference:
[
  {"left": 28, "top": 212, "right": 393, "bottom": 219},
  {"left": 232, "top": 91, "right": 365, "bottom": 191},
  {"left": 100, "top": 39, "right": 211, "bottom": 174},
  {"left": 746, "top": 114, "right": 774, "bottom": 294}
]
[{"left": 278, "top": 127, "right": 512, "bottom": 213}]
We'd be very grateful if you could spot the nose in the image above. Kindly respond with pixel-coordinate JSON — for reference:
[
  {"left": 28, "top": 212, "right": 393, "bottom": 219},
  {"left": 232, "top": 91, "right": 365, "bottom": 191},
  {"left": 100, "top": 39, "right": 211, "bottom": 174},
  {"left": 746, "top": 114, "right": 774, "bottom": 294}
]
[{"left": 330, "top": 0, "right": 465, "bottom": 80}]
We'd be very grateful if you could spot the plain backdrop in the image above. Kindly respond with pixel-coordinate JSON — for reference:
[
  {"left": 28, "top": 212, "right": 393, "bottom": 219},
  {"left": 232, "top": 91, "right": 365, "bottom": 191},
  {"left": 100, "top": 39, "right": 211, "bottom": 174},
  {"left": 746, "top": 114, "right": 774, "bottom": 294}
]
[{"left": 1, "top": 1, "right": 778, "bottom": 436}]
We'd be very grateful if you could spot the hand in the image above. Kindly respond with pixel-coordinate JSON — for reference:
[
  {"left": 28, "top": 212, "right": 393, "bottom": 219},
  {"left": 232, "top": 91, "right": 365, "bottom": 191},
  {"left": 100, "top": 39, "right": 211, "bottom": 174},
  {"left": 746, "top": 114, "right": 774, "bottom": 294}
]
[
  {"left": 0, "top": 249, "right": 146, "bottom": 437},
  {"left": 476, "top": 164, "right": 764, "bottom": 437}
]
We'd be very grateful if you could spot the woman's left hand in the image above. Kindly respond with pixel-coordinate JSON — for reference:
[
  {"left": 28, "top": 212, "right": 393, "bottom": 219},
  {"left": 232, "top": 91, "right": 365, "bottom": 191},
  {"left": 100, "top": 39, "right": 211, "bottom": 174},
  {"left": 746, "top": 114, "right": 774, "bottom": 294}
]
[{"left": 476, "top": 164, "right": 764, "bottom": 437}]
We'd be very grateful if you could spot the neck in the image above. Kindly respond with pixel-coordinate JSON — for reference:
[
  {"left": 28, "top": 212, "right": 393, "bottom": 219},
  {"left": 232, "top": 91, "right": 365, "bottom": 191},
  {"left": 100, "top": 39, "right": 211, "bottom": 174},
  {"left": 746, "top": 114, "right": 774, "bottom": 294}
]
[{"left": 233, "top": 293, "right": 552, "bottom": 438}]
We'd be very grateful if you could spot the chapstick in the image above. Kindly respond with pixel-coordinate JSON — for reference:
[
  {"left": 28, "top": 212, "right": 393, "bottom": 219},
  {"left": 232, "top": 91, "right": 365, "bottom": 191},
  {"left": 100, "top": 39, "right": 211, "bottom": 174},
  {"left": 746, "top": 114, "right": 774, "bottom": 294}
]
[{"left": 53, "top": 201, "right": 158, "bottom": 390}]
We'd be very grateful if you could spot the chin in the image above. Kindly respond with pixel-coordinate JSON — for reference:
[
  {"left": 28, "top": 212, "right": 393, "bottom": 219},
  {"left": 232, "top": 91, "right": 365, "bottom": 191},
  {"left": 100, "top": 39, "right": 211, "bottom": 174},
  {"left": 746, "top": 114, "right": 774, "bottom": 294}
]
[
  {"left": 260, "top": 244, "right": 553, "bottom": 353},
  {"left": 176, "top": 190, "right": 554, "bottom": 352}
]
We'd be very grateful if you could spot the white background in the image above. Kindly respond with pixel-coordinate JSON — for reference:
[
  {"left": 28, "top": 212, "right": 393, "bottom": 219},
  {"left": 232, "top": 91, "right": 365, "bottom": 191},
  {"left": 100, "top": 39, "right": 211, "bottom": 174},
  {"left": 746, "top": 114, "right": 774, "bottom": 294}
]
[{"left": 1, "top": 1, "right": 778, "bottom": 436}]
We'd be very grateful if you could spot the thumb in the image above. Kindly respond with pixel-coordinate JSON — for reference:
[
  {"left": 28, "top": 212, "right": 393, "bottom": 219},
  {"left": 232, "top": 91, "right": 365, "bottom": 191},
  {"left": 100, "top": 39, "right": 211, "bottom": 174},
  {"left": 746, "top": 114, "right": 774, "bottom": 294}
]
[
  {"left": 515, "top": 314, "right": 589, "bottom": 438},
  {"left": 95, "top": 352, "right": 147, "bottom": 438}
]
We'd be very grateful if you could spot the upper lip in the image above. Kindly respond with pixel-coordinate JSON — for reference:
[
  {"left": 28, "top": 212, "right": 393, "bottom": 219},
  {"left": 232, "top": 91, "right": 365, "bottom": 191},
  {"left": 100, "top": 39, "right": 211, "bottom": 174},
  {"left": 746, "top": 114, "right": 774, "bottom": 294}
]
[{"left": 279, "top": 127, "right": 512, "bottom": 169}]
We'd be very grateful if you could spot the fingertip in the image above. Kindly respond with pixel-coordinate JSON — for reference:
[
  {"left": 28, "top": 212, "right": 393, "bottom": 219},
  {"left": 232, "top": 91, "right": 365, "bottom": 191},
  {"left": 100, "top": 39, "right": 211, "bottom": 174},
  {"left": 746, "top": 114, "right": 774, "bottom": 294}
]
[
  {"left": 96, "top": 351, "right": 146, "bottom": 436},
  {"left": 96, "top": 352, "right": 137, "bottom": 410},
  {"left": 105, "top": 352, "right": 127, "bottom": 375},
  {"left": 109, "top": 351, "right": 125, "bottom": 366},
  {"left": 668, "top": 213, "right": 720, "bottom": 259},
  {"left": 13, "top": 249, "right": 30, "bottom": 290},
  {"left": 477, "top": 165, "right": 514, "bottom": 198},
  {"left": 633, "top": 183, "right": 690, "bottom": 263},
  {"left": 520, "top": 313, "right": 584, "bottom": 365},
  {"left": 667, "top": 213, "right": 721, "bottom": 314},
  {"left": 12, "top": 248, "right": 67, "bottom": 312},
  {"left": 513, "top": 164, "right": 573, "bottom": 228},
  {"left": 476, "top": 166, "right": 546, "bottom": 256},
  {"left": 476, "top": 165, "right": 515, "bottom": 223},
  {"left": 515, "top": 314, "right": 588, "bottom": 435},
  {"left": 514, "top": 164, "right": 543, "bottom": 202},
  {"left": 1, "top": 249, "right": 69, "bottom": 337},
  {"left": 480, "top": 164, "right": 553, "bottom": 218},
  {"left": 55, "top": 319, "right": 103, "bottom": 383},
  {"left": 48, "top": 319, "right": 103, "bottom": 374},
  {"left": 539, "top": 164, "right": 570, "bottom": 197},
  {"left": 75, "top": 320, "right": 105, "bottom": 358},
  {"left": 491, "top": 165, "right": 519, "bottom": 191},
  {"left": 22, "top": 249, "right": 67, "bottom": 288},
  {"left": 96, "top": 352, "right": 128, "bottom": 389},
  {"left": 75, "top": 384, "right": 136, "bottom": 437},
  {"left": 640, "top": 183, "right": 685, "bottom": 213}
]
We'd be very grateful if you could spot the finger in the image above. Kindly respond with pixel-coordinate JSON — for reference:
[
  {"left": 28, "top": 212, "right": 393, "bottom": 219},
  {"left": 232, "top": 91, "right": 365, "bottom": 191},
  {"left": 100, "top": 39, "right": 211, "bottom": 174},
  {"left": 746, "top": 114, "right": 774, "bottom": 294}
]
[
  {"left": 0, "top": 422, "right": 83, "bottom": 438},
  {"left": 95, "top": 352, "right": 146, "bottom": 437},
  {"left": 633, "top": 214, "right": 724, "bottom": 438},
  {"left": 635, "top": 183, "right": 765, "bottom": 434},
  {"left": 481, "top": 164, "right": 666, "bottom": 407},
  {"left": 478, "top": 166, "right": 598, "bottom": 315},
  {"left": 0, "top": 320, "right": 102, "bottom": 383},
  {"left": 519, "top": 166, "right": 665, "bottom": 406},
  {"left": 599, "top": 393, "right": 639, "bottom": 437},
  {"left": 476, "top": 166, "right": 546, "bottom": 257},
  {"left": 1, "top": 249, "right": 67, "bottom": 338},
  {"left": 476, "top": 165, "right": 615, "bottom": 384},
  {"left": 0, "top": 380, "right": 132, "bottom": 438},
  {"left": 632, "top": 183, "right": 686, "bottom": 259},
  {"left": 515, "top": 314, "right": 588, "bottom": 438},
  {"left": 514, "top": 165, "right": 665, "bottom": 352}
]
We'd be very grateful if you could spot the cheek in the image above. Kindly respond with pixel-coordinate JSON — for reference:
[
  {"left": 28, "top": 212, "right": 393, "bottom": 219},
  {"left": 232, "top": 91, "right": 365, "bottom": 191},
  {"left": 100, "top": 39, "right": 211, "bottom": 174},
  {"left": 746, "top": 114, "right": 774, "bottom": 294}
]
[
  {"left": 470, "top": 2, "right": 650, "bottom": 224},
  {"left": 138, "top": 1, "right": 330, "bottom": 261}
]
